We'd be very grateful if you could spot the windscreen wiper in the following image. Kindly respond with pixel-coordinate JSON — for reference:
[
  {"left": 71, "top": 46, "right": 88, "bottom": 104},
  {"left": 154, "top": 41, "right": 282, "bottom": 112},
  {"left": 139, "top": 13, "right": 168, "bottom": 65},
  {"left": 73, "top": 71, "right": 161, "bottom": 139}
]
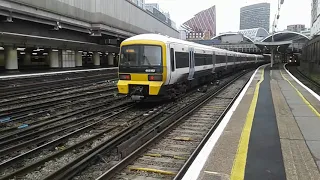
[{"left": 143, "top": 55, "right": 152, "bottom": 66}]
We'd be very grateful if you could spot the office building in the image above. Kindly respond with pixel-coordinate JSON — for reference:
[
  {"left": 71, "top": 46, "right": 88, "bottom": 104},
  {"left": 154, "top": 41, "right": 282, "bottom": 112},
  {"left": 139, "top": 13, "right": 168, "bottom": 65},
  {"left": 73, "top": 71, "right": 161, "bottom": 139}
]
[
  {"left": 301, "top": 28, "right": 311, "bottom": 38},
  {"left": 311, "top": 0, "right": 320, "bottom": 37},
  {"left": 240, "top": 3, "right": 270, "bottom": 32},
  {"left": 182, "top": 6, "right": 216, "bottom": 40},
  {"left": 145, "top": 3, "right": 177, "bottom": 30},
  {"left": 129, "top": 0, "right": 145, "bottom": 9},
  {"left": 145, "top": 3, "right": 159, "bottom": 11}
]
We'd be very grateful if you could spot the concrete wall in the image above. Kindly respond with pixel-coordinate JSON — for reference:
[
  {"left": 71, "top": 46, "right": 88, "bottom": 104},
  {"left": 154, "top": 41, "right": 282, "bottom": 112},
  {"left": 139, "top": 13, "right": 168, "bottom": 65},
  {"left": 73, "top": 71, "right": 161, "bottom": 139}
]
[{"left": 4, "top": 0, "right": 179, "bottom": 38}]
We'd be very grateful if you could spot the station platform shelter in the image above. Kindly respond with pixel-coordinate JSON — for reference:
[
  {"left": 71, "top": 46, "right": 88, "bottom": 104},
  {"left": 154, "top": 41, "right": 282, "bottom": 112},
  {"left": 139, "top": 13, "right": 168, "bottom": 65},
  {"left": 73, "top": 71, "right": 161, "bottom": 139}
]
[{"left": 183, "top": 63, "right": 320, "bottom": 180}]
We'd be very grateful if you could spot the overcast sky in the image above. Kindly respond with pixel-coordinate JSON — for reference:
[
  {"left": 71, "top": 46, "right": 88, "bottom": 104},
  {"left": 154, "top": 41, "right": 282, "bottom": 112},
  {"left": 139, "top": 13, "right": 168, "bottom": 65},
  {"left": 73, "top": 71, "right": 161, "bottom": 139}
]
[{"left": 145, "top": 0, "right": 312, "bottom": 34}]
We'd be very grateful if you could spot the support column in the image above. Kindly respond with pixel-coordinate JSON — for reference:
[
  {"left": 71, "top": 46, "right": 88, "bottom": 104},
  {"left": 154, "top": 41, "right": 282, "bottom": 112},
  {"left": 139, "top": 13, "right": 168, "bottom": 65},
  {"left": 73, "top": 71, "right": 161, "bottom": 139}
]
[
  {"left": 49, "top": 50, "right": 59, "bottom": 68},
  {"left": 271, "top": 49, "right": 274, "bottom": 68},
  {"left": 93, "top": 52, "right": 100, "bottom": 66},
  {"left": 24, "top": 52, "right": 31, "bottom": 65},
  {"left": 107, "top": 53, "right": 114, "bottom": 66},
  {"left": 115, "top": 54, "right": 119, "bottom": 66},
  {"left": 45, "top": 54, "right": 50, "bottom": 65},
  {"left": 0, "top": 51, "right": 4, "bottom": 66},
  {"left": 75, "top": 51, "right": 83, "bottom": 67},
  {"left": 4, "top": 46, "right": 18, "bottom": 70}
]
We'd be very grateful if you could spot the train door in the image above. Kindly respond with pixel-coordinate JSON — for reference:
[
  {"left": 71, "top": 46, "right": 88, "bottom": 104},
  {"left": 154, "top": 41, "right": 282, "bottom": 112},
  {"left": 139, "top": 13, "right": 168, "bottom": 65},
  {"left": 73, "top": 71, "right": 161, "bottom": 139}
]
[
  {"left": 225, "top": 54, "right": 228, "bottom": 70},
  {"left": 168, "top": 44, "right": 175, "bottom": 84},
  {"left": 188, "top": 47, "right": 195, "bottom": 80},
  {"left": 212, "top": 52, "right": 216, "bottom": 74}
]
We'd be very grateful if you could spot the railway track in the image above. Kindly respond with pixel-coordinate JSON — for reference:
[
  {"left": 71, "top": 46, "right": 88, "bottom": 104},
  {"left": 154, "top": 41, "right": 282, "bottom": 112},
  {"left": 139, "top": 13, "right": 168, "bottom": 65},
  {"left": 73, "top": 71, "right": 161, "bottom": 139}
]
[
  {"left": 0, "top": 68, "right": 117, "bottom": 88},
  {"left": 4, "top": 69, "right": 251, "bottom": 180},
  {"left": 96, "top": 69, "right": 253, "bottom": 180},
  {"left": 0, "top": 90, "right": 119, "bottom": 134},
  {"left": 0, "top": 78, "right": 117, "bottom": 105},
  {"left": 0, "top": 67, "right": 255, "bottom": 180},
  {"left": 0, "top": 70, "right": 117, "bottom": 99},
  {"left": 0, "top": 82, "right": 117, "bottom": 109},
  {"left": 287, "top": 65, "right": 320, "bottom": 94},
  {"left": 0, "top": 78, "right": 118, "bottom": 125},
  {"left": 0, "top": 101, "right": 161, "bottom": 180},
  {"left": 0, "top": 97, "right": 130, "bottom": 155},
  {"left": 0, "top": 88, "right": 119, "bottom": 130}
]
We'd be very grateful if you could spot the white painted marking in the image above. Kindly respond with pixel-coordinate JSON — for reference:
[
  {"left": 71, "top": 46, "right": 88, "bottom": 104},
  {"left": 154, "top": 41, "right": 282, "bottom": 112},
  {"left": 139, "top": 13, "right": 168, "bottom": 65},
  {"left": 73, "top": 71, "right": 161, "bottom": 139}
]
[
  {"left": 204, "top": 171, "right": 219, "bottom": 174},
  {"left": 181, "top": 64, "right": 268, "bottom": 180},
  {"left": 0, "top": 67, "right": 118, "bottom": 79},
  {"left": 283, "top": 64, "right": 320, "bottom": 102}
]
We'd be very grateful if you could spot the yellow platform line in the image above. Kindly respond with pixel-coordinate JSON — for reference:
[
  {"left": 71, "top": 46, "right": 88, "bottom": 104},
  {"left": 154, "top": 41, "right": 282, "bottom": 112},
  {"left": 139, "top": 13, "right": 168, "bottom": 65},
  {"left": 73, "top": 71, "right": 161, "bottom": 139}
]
[
  {"left": 129, "top": 167, "right": 176, "bottom": 175},
  {"left": 280, "top": 69, "right": 320, "bottom": 117},
  {"left": 230, "top": 67, "right": 265, "bottom": 180}
]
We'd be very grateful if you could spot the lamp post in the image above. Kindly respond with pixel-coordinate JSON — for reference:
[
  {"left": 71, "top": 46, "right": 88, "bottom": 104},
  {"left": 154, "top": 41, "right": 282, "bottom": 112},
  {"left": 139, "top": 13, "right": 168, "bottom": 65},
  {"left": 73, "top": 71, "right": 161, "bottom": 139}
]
[{"left": 271, "top": 0, "right": 284, "bottom": 68}]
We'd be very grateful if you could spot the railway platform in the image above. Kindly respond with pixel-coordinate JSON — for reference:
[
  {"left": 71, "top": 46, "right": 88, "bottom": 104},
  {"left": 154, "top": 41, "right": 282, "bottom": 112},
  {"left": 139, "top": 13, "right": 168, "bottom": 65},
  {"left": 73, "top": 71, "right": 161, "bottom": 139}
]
[
  {"left": 0, "top": 67, "right": 118, "bottom": 79},
  {"left": 182, "top": 63, "right": 320, "bottom": 180}
]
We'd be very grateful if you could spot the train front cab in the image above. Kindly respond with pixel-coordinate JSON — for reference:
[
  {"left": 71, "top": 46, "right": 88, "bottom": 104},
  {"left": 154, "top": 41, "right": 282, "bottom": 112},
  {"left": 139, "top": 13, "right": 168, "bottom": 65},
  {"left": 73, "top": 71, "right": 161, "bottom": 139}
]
[{"left": 117, "top": 40, "right": 168, "bottom": 100}]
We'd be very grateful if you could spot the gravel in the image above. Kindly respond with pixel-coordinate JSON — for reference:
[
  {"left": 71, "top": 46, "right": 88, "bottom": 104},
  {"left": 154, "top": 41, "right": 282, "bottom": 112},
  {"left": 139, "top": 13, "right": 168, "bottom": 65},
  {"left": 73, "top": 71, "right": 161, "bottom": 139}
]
[{"left": 24, "top": 152, "right": 83, "bottom": 180}]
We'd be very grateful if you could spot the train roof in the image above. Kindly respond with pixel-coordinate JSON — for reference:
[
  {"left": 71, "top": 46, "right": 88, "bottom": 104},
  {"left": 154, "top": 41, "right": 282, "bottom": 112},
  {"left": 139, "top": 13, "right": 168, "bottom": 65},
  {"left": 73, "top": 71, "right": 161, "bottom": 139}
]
[{"left": 124, "top": 34, "right": 263, "bottom": 58}]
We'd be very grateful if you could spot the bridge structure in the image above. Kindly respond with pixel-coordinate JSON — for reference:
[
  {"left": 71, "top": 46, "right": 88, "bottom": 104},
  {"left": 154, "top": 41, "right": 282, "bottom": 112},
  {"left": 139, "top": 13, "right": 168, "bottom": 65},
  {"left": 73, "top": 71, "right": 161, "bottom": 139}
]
[{"left": 0, "top": 0, "right": 179, "bottom": 70}]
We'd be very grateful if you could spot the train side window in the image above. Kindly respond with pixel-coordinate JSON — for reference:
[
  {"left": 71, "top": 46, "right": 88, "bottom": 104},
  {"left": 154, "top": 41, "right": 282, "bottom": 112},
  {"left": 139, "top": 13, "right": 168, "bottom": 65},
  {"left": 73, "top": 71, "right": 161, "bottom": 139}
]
[
  {"left": 205, "top": 54, "right": 212, "bottom": 65},
  {"left": 216, "top": 55, "right": 225, "bottom": 63},
  {"left": 195, "top": 53, "right": 205, "bottom": 66},
  {"left": 175, "top": 52, "right": 189, "bottom": 68},
  {"left": 170, "top": 48, "right": 175, "bottom": 72}
]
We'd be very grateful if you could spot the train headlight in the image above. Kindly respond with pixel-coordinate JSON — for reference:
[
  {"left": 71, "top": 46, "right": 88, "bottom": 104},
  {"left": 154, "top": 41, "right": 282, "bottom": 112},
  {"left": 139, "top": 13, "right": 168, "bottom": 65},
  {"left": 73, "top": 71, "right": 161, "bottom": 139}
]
[
  {"left": 148, "top": 75, "right": 162, "bottom": 81},
  {"left": 119, "top": 74, "right": 131, "bottom": 80}
]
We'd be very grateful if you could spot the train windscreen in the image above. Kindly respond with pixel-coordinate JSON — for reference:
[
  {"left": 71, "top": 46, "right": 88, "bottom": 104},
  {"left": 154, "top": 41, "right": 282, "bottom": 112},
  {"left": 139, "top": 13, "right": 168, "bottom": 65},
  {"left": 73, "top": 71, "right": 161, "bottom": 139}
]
[
  {"left": 119, "top": 45, "right": 163, "bottom": 73},
  {"left": 120, "top": 45, "right": 162, "bottom": 67}
]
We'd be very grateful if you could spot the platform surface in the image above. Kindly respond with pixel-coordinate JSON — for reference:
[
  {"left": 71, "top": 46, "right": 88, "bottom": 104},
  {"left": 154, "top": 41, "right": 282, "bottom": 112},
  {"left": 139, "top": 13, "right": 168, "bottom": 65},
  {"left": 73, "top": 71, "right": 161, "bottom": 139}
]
[
  {"left": 194, "top": 64, "right": 320, "bottom": 180},
  {"left": 0, "top": 67, "right": 117, "bottom": 79}
]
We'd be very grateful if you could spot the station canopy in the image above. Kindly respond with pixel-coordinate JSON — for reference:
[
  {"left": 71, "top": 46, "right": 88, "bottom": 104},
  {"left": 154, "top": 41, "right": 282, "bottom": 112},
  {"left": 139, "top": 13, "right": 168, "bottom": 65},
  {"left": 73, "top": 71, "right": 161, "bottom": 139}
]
[
  {"left": 261, "top": 31, "right": 310, "bottom": 42},
  {"left": 254, "top": 31, "right": 310, "bottom": 53},
  {"left": 211, "top": 28, "right": 270, "bottom": 43}
]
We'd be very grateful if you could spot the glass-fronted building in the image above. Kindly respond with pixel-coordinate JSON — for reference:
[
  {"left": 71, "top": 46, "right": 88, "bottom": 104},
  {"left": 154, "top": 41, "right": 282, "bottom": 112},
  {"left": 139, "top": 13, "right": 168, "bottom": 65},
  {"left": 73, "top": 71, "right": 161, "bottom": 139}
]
[
  {"left": 182, "top": 6, "right": 217, "bottom": 40},
  {"left": 240, "top": 3, "right": 270, "bottom": 32},
  {"left": 311, "top": 0, "right": 320, "bottom": 37}
]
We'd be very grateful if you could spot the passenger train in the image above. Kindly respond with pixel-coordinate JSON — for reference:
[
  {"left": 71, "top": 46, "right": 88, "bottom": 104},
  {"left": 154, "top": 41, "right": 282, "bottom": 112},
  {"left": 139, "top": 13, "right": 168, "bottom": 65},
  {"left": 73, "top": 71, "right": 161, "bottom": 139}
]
[{"left": 117, "top": 34, "right": 268, "bottom": 100}]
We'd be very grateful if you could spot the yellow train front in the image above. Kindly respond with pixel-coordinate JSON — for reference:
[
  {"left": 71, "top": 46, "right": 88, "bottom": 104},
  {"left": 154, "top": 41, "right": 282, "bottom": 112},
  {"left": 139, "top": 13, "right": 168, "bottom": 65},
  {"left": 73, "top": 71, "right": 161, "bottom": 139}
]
[{"left": 117, "top": 36, "right": 168, "bottom": 101}]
